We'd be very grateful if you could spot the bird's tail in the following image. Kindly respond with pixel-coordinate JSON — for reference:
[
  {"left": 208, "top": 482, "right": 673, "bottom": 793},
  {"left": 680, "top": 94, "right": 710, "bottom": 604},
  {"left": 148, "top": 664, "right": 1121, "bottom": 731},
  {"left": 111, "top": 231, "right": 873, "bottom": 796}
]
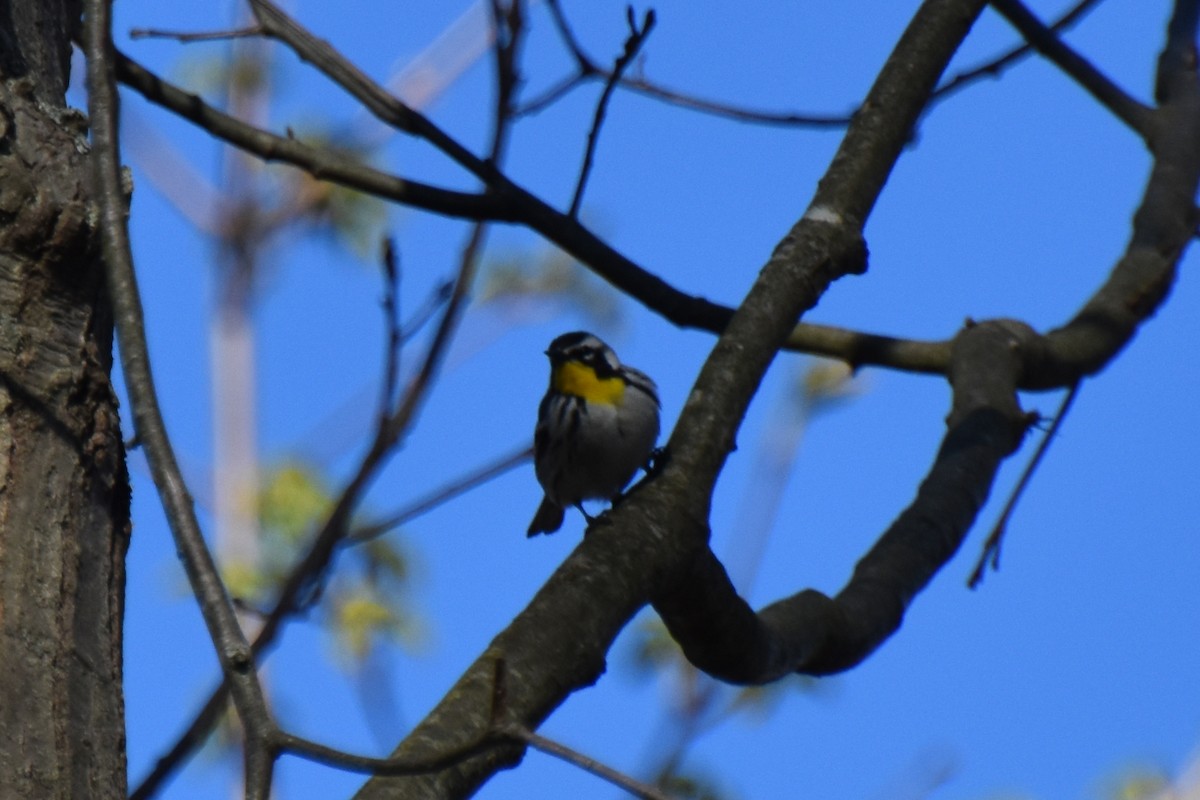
[{"left": 527, "top": 496, "right": 565, "bottom": 536}]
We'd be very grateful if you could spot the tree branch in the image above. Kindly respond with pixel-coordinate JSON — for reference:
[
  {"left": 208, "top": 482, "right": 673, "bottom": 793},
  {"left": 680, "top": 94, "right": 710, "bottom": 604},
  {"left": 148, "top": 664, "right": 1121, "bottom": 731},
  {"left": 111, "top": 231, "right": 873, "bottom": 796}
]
[
  {"left": 569, "top": 8, "right": 656, "bottom": 217},
  {"left": 529, "top": 0, "right": 853, "bottom": 127},
  {"left": 932, "top": 0, "right": 1105, "bottom": 103},
  {"left": 272, "top": 731, "right": 492, "bottom": 777},
  {"left": 119, "top": 2, "right": 1156, "bottom": 397},
  {"left": 653, "top": 0, "right": 1200, "bottom": 681},
  {"left": 352, "top": 2, "right": 990, "bottom": 797},
  {"left": 654, "top": 320, "right": 1031, "bottom": 680},
  {"left": 968, "top": 382, "right": 1080, "bottom": 589},
  {"left": 81, "top": 2, "right": 276, "bottom": 798},
  {"left": 527, "top": 0, "right": 1108, "bottom": 129},
  {"left": 247, "top": 0, "right": 498, "bottom": 183},
  {"left": 113, "top": 50, "right": 504, "bottom": 222},
  {"left": 505, "top": 725, "right": 676, "bottom": 800},
  {"left": 989, "top": 0, "right": 1155, "bottom": 137},
  {"left": 348, "top": 444, "right": 533, "bottom": 544}
]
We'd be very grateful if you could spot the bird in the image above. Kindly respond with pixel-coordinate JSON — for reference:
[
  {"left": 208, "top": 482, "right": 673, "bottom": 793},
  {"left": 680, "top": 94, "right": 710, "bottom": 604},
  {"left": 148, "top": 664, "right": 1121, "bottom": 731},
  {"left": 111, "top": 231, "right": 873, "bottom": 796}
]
[{"left": 528, "top": 331, "right": 660, "bottom": 536}]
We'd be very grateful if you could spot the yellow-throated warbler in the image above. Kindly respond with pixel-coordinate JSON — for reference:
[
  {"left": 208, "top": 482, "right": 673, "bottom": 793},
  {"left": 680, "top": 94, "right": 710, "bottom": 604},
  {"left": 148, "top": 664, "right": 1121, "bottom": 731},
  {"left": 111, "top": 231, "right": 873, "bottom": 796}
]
[{"left": 528, "top": 332, "right": 660, "bottom": 536}]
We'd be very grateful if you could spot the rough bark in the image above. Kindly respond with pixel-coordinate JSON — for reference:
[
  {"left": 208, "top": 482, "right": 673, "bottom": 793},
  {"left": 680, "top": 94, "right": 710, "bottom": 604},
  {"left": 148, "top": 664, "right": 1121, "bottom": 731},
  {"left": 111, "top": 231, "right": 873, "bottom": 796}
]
[{"left": 0, "top": 1, "right": 130, "bottom": 797}]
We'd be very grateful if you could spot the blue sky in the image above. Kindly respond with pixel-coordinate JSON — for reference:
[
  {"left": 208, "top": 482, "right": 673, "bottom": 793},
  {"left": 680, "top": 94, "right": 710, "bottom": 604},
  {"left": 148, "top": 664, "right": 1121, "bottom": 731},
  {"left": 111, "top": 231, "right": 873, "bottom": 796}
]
[{"left": 104, "top": 1, "right": 1198, "bottom": 798}]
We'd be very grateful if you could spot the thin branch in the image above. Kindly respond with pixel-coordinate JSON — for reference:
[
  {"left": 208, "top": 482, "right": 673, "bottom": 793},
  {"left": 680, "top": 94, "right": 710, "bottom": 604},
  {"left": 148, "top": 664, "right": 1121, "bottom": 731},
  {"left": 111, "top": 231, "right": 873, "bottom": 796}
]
[
  {"left": 277, "top": 684, "right": 674, "bottom": 800},
  {"left": 569, "top": 8, "right": 656, "bottom": 218},
  {"left": 544, "top": 0, "right": 594, "bottom": 68},
  {"left": 378, "top": 238, "right": 402, "bottom": 430},
  {"left": 349, "top": 444, "right": 533, "bottom": 543},
  {"left": 81, "top": 2, "right": 276, "bottom": 798},
  {"left": 247, "top": 0, "right": 498, "bottom": 184},
  {"left": 618, "top": 76, "right": 852, "bottom": 127},
  {"left": 399, "top": 279, "right": 454, "bottom": 342},
  {"left": 968, "top": 382, "right": 1081, "bottom": 589},
  {"left": 932, "top": 0, "right": 1105, "bottom": 102},
  {"left": 529, "top": 0, "right": 1109, "bottom": 128},
  {"left": 518, "top": 71, "right": 587, "bottom": 117},
  {"left": 272, "top": 731, "right": 492, "bottom": 777},
  {"left": 129, "top": 25, "right": 262, "bottom": 42},
  {"left": 528, "top": 0, "right": 853, "bottom": 127},
  {"left": 989, "top": 0, "right": 1155, "bottom": 137},
  {"left": 506, "top": 725, "right": 677, "bottom": 800},
  {"left": 114, "top": 50, "right": 505, "bottom": 221},
  {"left": 116, "top": 51, "right": 959, "bottom": 380},
  {"left": 488, "top": 0, "right": 524, "bottom": 122}
]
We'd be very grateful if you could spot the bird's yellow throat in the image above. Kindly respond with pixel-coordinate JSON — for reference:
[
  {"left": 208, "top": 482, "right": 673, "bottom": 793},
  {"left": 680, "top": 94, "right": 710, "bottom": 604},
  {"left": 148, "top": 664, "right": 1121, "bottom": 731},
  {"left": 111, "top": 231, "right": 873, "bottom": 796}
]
[{"left": 552, "top": 360, "right": 626, "bottom": 405}]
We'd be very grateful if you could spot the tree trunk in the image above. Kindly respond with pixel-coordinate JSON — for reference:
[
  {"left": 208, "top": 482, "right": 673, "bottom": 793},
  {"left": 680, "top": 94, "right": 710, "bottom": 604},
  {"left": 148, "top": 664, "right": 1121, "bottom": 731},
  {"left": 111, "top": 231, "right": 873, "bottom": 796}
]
[{"left": 0, "top": 2, "right": 130, "bottom": 797}]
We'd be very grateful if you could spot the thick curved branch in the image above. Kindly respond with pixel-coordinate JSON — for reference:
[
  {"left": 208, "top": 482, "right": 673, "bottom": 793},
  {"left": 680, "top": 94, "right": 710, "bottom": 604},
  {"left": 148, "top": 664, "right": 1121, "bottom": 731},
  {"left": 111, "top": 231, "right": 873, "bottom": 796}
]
[
  {"left": 651, "top": 0, "right": 1200, "bottom": 683},
  {"left": 1030, "top": 0, "right": 1200, "bottom": 386},
  {"left": 653, "top": 320, "right": 1031, "bottom": 681}
]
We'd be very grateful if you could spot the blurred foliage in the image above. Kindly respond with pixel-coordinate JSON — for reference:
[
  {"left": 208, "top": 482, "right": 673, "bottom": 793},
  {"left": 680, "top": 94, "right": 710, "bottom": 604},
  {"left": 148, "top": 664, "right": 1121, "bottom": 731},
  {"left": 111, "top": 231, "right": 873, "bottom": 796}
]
[
  {"left": 174, "top": 51, "right": 275, "bottom": 98},
  {"left": 478, "top": 245, "right": 623, "bottom": 329},
  {"left": 796, "top": 358, "right": 862, "bottom": 415},
  {"left": 173, "top": 52, "right": 389, "bottom": 260},
  {"left": 212, "top": 460, "right": 423, "bottom": 669},
  {"left": 1105, "top": 766, "right": 1171, "bottom": 800},
  {"left": 273, "top": 127, "right": 389, "bottom": 258},
  {"left": 259, "top": 461, "right": 332, "bottom": 544},
  {"left": 658, "top": 770, "right": 737, "bottom": 800},
  {"left": 328, "top": 583, "right": 425, "bottom": 665}
]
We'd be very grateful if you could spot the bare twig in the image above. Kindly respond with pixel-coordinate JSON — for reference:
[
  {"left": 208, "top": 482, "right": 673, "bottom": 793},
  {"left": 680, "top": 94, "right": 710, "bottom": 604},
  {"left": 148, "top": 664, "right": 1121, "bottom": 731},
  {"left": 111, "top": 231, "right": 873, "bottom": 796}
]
[
  {"left": 129, "top": 25, "right": 262, "bottom": 42},
  {"left": 527, "top": 0, "right": 1108, "bottom": 128},
  {"left": 569, "top": 8, "right": 656, "bottom": 218},
  {"left": 272, "top": 730, "right": 491, "bottom": 777},
  {"left": 989, "top": 0, "right": 1154, "bottom": 137},
  {"left": 932, "top": 0, "right": 1104, "bottom": 102},
  {"left": 378, "top": 238, "right": 402, "bottom": 429},
  {"left": 506, "top": 725, "right": 676, "bottom": 800},
  {"left": 114, "top": 50, "right": 503, "bottom": 221},
  {"left": 82, "top": 2, "right": 276, "bottom": 798},
  {"left": 968, "top": 382, "right": 1080, "bottom": 588},
  {"left": 247, "top": 0, "right": 497, "bottom": 183},
  {"left": 544, "top": 0, "right": 593, "bottom": 68},
  {"left": 528, "top": 0, "right": 850, "bottom": 127},
  {"left": 277, "top": 660, "right": 672, "bottom": 800},
  {"left": 349, "top": 444, "right": 534, "bottom": 543},
  {"left": 399, "top": 279, "right": 454, "bottom": 342},
  {"left": 488, "top": 0, "right": 524, "bottom": 121},
  {"left": 487, "top": 657, "right": 676, "bottom": 800}
]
